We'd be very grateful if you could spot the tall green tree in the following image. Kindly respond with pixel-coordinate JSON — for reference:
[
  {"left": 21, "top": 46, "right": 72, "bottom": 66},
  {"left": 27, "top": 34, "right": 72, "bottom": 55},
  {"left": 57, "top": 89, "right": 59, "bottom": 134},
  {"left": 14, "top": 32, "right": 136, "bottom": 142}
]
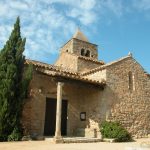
[{"left": 0, "top": 17, "right": 32, "bottom": 141}]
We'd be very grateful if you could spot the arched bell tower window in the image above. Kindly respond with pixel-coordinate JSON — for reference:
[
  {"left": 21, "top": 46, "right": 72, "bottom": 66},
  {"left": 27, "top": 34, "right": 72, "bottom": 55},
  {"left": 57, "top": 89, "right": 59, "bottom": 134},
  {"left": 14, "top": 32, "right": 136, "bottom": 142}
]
[
  {"left": 81, "top": 49, "right": 85, "bottom": 56},
  {"left": 85, "top": 50, "right": 90, "bottom": 57}
]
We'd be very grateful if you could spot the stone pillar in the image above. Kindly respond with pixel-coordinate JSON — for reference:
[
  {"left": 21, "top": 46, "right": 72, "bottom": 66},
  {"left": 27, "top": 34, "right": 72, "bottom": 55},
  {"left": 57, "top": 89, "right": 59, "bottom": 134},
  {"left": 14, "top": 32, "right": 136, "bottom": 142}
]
[{"left": 54, "top": 82, "right": 64, "bottom": 143}]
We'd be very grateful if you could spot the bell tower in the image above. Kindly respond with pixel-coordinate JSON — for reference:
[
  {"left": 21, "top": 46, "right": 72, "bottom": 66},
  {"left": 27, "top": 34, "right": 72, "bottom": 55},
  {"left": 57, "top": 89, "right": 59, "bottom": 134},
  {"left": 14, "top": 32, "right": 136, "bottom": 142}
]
[
  {"left": 60, "top": 28, "right": 98, "bottom": 60},
  {"left": 55, "top": 29, "right": 102, "bottom": 72}
]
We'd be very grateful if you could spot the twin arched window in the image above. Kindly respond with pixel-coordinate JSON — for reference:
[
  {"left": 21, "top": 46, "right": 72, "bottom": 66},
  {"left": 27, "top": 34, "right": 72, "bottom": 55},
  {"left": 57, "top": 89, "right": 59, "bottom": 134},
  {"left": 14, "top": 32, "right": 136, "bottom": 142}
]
[
  {"left": 81, "top": 49, "right": 85, "bottom": 56},
  {"left": 81, "top": 49, "right": 90, "bottom": 57},
  {"left": 85, "top": 50, "right": 90, "bottom": 57}
]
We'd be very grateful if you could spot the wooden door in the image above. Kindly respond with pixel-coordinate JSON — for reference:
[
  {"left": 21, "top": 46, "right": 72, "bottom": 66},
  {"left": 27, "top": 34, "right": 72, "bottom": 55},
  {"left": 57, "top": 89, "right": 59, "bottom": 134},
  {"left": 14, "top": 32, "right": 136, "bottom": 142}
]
[{"left": 44, "top": 98, "right": 68, "bottom": 136}]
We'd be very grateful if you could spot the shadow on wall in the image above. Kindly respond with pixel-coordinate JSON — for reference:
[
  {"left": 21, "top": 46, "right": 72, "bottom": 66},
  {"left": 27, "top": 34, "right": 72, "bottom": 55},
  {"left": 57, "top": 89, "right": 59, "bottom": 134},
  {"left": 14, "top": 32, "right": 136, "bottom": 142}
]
[{"left": 84, "top": 85, "right": 122, "bottom": 135}]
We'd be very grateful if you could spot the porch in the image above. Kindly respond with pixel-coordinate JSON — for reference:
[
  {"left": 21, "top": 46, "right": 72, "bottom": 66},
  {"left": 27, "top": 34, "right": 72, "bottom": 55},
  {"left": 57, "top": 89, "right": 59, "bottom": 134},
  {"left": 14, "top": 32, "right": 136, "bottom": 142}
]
[{"left": 22, "top": 61, "right": 106, "bottom": 143}]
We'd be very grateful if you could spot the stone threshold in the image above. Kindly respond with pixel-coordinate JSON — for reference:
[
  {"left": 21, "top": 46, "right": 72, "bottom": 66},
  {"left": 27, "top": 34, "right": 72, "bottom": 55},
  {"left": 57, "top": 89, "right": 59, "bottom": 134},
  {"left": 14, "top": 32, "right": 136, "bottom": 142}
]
[
  {"left": 45, "top": 137, "right": 102, "bottom": 143},
  {"left": 102, "top": 138, "right": 116, "bottom": 143}
]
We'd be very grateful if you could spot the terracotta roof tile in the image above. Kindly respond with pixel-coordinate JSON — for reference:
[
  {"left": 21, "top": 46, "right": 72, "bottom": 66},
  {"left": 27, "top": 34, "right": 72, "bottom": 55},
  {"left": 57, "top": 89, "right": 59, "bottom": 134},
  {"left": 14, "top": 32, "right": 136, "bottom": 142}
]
[
  {"left": 78, "top": 55, "right": 105, "bottom": 64},
  {"left": 25, "top": 59, "right": 79, "bottom": 75},
  {"left": 25, "top": 59, "right": 106, "bottom": 86},
  {"left": 145, "top": 73, "right": 150, "bottom": 78}
]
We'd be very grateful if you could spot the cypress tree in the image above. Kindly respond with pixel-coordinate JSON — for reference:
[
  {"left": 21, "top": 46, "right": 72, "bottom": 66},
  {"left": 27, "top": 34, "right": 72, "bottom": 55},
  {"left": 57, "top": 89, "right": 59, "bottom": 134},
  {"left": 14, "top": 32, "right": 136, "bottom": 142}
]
[{"left": 0, "top": 17, "right": 32, "bottom": 141}]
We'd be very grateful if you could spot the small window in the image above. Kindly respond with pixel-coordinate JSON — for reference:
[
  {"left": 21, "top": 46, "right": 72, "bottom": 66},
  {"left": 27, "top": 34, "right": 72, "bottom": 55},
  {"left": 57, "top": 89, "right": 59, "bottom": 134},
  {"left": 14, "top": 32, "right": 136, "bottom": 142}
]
[
  {"left": 85, "top": 50, "right": 90, "bottom": 57},
  {"left": 80, "top": 112, "right": 86, "bottom": 121},
  {"left": 128, "top": 71, "right": 135, "bottom": 92},
  {"left": 81, "top": 49, "right": 85, "bottom": 56},
  {"left": 66, "top": 49, "right": 68, "bottom": 52}
]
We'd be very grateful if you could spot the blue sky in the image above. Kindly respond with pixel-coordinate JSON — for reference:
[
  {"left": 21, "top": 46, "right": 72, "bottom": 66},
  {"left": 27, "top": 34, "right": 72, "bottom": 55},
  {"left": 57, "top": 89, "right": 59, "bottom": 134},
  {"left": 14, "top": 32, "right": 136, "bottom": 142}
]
[{"left": 0, "top": 0, "right": 150, "bottom": 72}]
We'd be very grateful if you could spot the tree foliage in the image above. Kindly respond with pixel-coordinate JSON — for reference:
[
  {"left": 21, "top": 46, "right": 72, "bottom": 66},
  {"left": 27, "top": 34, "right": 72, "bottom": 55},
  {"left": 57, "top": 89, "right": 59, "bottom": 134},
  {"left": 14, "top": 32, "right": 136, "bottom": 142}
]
[{"left": 0, "top": 17, "right": 32, "bottom": 141}]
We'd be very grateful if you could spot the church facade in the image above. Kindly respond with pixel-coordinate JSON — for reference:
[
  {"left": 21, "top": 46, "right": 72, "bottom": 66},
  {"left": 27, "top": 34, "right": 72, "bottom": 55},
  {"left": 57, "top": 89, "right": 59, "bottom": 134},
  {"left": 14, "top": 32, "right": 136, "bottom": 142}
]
[{"left": 22, "top": 29, "right": 150, "bottom": 141}]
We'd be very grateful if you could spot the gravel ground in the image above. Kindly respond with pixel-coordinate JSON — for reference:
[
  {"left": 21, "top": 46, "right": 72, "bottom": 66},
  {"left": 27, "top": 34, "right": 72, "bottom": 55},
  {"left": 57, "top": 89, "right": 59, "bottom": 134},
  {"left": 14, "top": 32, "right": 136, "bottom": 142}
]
[{"left": 0, "top": 138, "right": 150, "bottom": 150}]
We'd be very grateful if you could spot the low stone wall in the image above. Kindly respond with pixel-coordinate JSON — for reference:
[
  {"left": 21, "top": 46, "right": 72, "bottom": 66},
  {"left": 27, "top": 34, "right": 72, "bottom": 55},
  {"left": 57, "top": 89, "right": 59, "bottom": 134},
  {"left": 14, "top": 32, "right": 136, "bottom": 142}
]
[{"left": 75, "top": 128, "right": 101, "bottom": 138}]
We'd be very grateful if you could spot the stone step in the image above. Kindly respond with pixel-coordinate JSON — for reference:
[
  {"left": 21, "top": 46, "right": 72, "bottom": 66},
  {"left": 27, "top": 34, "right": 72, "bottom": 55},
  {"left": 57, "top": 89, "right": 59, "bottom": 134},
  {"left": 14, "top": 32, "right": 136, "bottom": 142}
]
[
  {"left": 44, "top": 137, "right": 102, "bottom": 143},
  {"left": 63, "top": 137, "right": 102, "bottom": 143},
  {"left": 44, "top": 136, "right": 53, "bottom": 142}
]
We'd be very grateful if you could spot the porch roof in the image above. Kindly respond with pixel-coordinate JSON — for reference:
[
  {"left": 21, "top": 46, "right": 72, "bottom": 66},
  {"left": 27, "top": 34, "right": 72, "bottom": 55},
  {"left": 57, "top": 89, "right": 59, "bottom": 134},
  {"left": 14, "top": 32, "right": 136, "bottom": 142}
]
[{"left": 25, "top": 59, "right": 106, "bottom": 86}]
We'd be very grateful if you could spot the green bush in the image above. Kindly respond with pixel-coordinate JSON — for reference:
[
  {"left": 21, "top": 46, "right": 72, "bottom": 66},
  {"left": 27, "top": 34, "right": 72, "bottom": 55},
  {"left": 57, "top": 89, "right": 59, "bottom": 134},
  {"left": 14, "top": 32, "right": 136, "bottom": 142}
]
[
  {"left": 0, "top": 134, "right": 7, "bottom": 142},
  {"left": 100, "top": 121, "right": 132, "bottom": 142},
  {"left": 8, "top": 128, "right": 22, "bottom": 141}
]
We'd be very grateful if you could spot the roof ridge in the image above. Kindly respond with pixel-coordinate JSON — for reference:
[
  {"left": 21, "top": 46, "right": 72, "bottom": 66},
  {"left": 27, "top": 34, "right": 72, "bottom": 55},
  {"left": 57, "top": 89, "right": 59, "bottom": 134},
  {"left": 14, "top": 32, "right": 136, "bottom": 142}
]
[
  {"left": 25, "top": 59, "right": 79, "bottom": 75},
  {"left": 73, "top": 28, "right": 89, "bottom": 42},
  {"left": 78, "top": 55, "right": 104, "bottom": 64},
  {"left": 82, "top": 55, "right": 131, "bottom": 76}
]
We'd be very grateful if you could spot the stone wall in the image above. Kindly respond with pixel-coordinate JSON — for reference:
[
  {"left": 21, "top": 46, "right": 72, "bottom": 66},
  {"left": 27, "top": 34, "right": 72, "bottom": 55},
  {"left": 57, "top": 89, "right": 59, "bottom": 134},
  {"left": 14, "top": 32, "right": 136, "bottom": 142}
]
[
  {"left": 60, "top": 39, "right": 73, "bottom": 53},
  {"left": 101, "top": 56, "right": 150, "bottom": 138},
  {"left": 72, "top": 38, "right": 98, "bottom": 59},
  {"left": 55, "top": 52, "right": 102, "bottom": 73},
  {"left": 60, "top": 38, "right": 98, "bottom": 60},
  {"left": 55, "top": 52, "right": 78, "bottom": 72},
  {"left": 77, "top": 58, "right": 101, "bottom": 73},
  {"left": 83, "top": 56, "right": 150, "bottom": 138}
]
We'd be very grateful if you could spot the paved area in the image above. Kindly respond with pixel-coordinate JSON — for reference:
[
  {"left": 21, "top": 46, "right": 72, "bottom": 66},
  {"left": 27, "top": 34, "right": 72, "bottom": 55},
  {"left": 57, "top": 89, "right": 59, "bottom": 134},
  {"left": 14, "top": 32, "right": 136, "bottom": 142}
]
[{"left": 0, "top": 138, "right": 150, "bottom": 150}]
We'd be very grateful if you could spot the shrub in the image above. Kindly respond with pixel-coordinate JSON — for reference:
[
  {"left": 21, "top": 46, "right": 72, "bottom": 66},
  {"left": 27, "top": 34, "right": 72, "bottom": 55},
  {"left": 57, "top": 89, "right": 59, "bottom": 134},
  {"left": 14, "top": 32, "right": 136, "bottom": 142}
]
[
  {"left": 100, "top": 121, "right": 132, "bottom": 142},
  {"left": 8, "top": 127, "right": 22, "bottom": 141},
  {"left": 0, "top": 134, "right": 7, "bottom": 142}
]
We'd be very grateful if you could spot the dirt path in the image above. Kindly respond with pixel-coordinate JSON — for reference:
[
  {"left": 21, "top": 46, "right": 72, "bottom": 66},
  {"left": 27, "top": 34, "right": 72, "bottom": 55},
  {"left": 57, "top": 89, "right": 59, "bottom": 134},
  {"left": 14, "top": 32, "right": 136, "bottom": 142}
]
[{"left": 0, "top": 138, "right": 150, "bottom": 150}]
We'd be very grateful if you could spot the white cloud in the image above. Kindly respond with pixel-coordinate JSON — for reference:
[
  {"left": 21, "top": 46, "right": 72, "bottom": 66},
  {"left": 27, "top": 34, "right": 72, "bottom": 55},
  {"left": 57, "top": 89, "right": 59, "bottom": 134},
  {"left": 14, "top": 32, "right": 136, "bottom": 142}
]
[
  {"left": 0, "top": 24, "right": 13, "bottom": 46},
  {"left": 68, "top": 0, "right": 97, "bottom": 25},
  {"left": 0, "top": 0, "right": 127, "bottom": 63},
  {"left": 9, "top": 0, "right": 29, "bottom": 10},
  {"left": 0, "top": 0, "right": 98, "bottom": 62},
  {"left": 100, "top": 0, "right": 124, "bottom": 17},
  {"left": 80, "top": 0, "right": 96, "bottom": 10},
  {"left": 133, "top": 0, "right": 150, "bottom": 11}
]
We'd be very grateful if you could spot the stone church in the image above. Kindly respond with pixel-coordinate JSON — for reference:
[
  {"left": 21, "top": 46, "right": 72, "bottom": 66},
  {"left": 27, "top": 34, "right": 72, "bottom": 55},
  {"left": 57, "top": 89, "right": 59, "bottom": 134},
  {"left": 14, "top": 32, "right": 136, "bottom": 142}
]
[{"left": 23, "top": 29, "right": 150, "bottom": 142}]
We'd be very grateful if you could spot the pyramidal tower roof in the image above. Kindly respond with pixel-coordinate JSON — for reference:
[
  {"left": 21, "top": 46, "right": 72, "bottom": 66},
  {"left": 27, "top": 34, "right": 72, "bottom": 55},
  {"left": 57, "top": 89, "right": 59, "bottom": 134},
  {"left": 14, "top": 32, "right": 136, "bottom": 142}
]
[{"left": 73, "top": 28, "right": 89, "bottom": 42}]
